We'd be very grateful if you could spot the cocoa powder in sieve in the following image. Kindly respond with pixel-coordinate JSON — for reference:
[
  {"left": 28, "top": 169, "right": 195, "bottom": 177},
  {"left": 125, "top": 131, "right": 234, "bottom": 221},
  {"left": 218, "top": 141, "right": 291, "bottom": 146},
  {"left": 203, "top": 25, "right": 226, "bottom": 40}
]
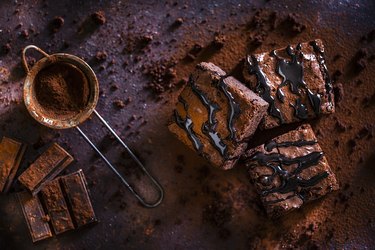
[{"left": 34, "top": 63, "right": 90, "bottom": 118}]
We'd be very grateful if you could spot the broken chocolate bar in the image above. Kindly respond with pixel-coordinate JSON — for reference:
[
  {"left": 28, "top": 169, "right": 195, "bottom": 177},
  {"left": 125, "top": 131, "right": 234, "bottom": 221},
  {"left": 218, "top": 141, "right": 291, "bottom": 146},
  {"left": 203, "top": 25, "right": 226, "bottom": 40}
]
[
  {"left": 60, "top": 170, "right": 96, "bottom": 227},
  {"left": 18, "top": 143, "right": 74, "bottom": 195},
  {"left": 169, "top": 62, "right": 269, "bottom": 169},
  {"left": 0, "top": 137, "right": 26, "bottom": 193},
  {"left": 18, "top": 191, "right": 53, "bottom": 242},
  {"left": 243, "top": 39, "right": 334, "bottom": 129},
  {"left": 244, "top": 124, "right": 339, "bottom": 217},
  {"left": 40, "top": 179, "right": 75, "bottom": 235}
]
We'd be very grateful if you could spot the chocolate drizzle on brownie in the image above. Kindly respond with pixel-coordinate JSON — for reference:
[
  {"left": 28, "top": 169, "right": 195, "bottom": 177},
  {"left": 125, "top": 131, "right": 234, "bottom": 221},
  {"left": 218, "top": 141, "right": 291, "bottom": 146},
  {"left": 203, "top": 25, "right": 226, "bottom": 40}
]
[
  {"left": 271, "top": 44, "right": 322, "bottom": 117},
  {"left": 248, "top": 139, "right": 329, "bottom": 204},
  {"left": 189, "top": 75, "right": 228, "bottom": 157},
  {"left": 310, "top": 40, "right": 334, "bottom": 107},
  {"left": 246, "top": 55, "right": 284, "bottom": 123},
  {"left": 174, "top": 97, "right": 203, "bottom": 152},
  {"left": 216, "top": 77, "right": 241, "bottom": 140},
  {"left": 264, "top": 139, "right": 317, "bottom": 152}
]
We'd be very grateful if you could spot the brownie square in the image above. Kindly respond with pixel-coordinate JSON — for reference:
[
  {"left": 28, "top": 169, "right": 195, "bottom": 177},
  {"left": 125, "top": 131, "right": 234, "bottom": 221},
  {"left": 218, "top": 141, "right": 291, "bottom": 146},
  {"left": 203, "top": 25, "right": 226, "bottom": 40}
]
[
  {"left": 169, "top": 62, "right": 269, "bottom": 169},
  {"left": 244, "top": 124, "right": 339, "bottom": 217},
  {"left": 243, "top": 39, "right": 334, "bottom": 129}
]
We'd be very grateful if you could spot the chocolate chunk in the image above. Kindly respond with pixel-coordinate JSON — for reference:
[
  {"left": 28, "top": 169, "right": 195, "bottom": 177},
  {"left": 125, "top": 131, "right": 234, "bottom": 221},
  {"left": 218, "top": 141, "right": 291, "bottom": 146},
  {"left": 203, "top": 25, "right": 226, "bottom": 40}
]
[
  {"left": 18, "top": 143, "right": 74, "bottom": 195},
  {"left": 0, "top": 137, "right": 26, "bottom": 193},
  {"left": 18, "top": 191, "right": 53, "bottom": 242},
  {"left": 60, "top": 170, "right": 96, "bottom": 227},
  {"left": 244, "top": 124, "right": 339, "bottom": 217},
  {"left": 169, "top": 62, "right": 268, "bottom": 169},
  {"left": 243, "top": 39, "right": 335, "bottom": 129},
  {"left": 40, "top": 179, "right": 74, "bottom": 235}
]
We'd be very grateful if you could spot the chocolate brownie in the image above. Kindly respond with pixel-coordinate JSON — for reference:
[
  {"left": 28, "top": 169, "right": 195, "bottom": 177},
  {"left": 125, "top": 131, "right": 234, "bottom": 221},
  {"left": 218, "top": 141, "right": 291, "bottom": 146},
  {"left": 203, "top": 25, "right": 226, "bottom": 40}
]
[
  {"left": 169, "top": 62, "right": 269, "bottom": 169},
  {"left": 244, "top": 124, "right": 339, "bottom": 217},
  {"left": 243, "top": 39, "right": 334, "bottom": 129}
]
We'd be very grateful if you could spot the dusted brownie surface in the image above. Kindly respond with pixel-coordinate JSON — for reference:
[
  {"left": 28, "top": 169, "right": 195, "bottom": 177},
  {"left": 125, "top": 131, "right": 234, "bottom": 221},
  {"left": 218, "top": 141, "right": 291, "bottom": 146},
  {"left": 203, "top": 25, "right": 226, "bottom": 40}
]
[
  {"left": 244, "top": 124, "right": 339, "bottom": 217},
  {"left": 243, "top": 39, "right": 334, "bottom": 129},
  {"left": 169, "top": 62, "right": 268, "bottom": 169}
]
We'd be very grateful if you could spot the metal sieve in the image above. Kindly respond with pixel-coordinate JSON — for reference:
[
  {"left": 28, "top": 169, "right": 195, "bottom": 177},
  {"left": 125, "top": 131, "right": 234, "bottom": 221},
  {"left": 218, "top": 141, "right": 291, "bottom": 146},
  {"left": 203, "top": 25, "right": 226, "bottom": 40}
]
[{"left": 22, "top": 45, "right": 164, "bottom": 207}]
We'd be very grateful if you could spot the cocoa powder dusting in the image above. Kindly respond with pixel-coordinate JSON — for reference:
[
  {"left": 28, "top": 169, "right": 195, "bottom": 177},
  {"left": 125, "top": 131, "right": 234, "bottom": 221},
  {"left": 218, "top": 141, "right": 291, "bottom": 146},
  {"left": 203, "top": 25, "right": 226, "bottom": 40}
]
[{"left": 35, "top": 63, "right": 90, "bottom": 118}]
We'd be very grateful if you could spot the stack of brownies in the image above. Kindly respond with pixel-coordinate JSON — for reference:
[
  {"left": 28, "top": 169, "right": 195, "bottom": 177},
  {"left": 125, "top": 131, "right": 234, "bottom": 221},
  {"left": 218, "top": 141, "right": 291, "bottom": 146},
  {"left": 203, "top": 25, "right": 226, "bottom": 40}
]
[
  {"left": 0, "top": 139, "right": 97, "bottom": 242},
  {"left": 169, "top": 39, "right": 339, "bottom": 218}
]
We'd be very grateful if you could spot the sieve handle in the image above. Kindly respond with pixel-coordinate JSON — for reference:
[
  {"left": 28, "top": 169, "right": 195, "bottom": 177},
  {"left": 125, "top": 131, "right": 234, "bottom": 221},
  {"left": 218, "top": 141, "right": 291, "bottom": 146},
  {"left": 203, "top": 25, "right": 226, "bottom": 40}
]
[
  {"left": 22, "top": 45, "right": 50, "bottom": 73},
  {"left": 76, "top": 110, "right": 164, "bottom": 208}
]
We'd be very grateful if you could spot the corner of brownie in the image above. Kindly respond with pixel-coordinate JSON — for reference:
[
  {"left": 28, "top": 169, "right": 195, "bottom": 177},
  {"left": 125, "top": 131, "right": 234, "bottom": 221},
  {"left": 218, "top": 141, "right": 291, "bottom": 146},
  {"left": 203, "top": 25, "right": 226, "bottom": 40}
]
[
  {"left": 168, "top": 62, "right": 268, "bottom": 170},
  {"left": 244, "top": 123, "right": 339, "bottom": 217},
  {"left": 243, "top": 39, "right": 335, "bottom": 129}
]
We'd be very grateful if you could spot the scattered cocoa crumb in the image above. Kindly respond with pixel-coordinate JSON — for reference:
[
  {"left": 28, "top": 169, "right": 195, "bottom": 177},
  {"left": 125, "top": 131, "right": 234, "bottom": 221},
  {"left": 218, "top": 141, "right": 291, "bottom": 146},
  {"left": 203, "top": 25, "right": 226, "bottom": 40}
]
[
  {"left": 0, "top": 67, "right": 10, "bottom": 83},
  {"left": 282, "top": 13, "right": 306, "bottom": 33},
  {"left": 347, "top": 139, "right": 356, "bottom": 154},
  {"left": 335, "top": 120, "right": 347, "bottom": 132},
  {"left": 356, "top": 125, "right": 373, "bottom": 140},
  {"left": 2, "top": 43, "right": 11, "bottom": 54},
  {"left": 173, "top": 17, "right": 184, "bottom": 26},
  {"left": 91, "top": 11, "right": 106, "bottom": 25},
  {"left": 95, "top": 51, "right": 108, "bottom": 61},
  {"left": 333, "top": 82, "right": 344, "bottom": 105},
  {"left": 332, "top": 70, "right": 342, "bottom": 82},
  {"left": 212, "top": 33, "right": 226, "bottom": 49},
  {"left": 20, "top": 29, "right": 29, "bottom": 39},
  {"left": 50, "top": 16, "right": 64, "bottom": 33},
  {"left": 110, "top": 83, "right": 119, "bottom": 91}
]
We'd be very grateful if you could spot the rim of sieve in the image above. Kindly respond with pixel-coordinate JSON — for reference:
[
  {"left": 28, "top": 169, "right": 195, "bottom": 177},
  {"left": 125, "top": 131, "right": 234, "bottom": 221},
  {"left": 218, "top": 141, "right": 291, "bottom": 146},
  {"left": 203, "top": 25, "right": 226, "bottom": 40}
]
[{"left": 22, "top": 45, "right": 99, "bottom": 129}]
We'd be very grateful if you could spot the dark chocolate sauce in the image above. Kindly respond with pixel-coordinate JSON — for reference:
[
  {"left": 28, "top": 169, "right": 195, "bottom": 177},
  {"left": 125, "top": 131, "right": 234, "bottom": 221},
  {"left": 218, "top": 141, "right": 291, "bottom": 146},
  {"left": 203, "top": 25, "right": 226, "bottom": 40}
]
[
  {"left": 271, "top": 44, "right": 322, "bottom": 116},
  {"left": 174, "top": 110, "right": 203, "bottom": 152},
  {"left": 290, "top": 98, "right": 308, "bottom": 120},
  {"left": 189, "top": 76, "right": 228, "bottom": 157},
  {"left": 217, "top": 77, "right": 241, "bottom": 140},
  {"left": 246, "top": 55, "right": 284, "bottom": 123},
  {"left": 249, "top": 139, "right": 328, "bottom": 203},
  {"left": 264, "top": 139, "right": 317, "bottom": 152},
  {"left": 310, "top": 40, "right": 333, "bottom": 107}
]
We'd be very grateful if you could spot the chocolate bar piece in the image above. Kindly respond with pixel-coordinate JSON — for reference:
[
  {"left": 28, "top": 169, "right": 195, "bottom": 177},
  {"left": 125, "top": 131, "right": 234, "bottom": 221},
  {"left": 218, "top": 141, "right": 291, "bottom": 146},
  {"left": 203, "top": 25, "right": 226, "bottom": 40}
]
[
  {"left": 17, "top": 191, "right": 52, "bottom": 242},
  {"left": 169, "top": 62, "right": 268, "bottom": 169},
  {"left": 60, "top": 170, "right": 96, "bottom": 227},
  {"left": 0, "top": 137, "right": 26, "bottom": 193},
  {"left": 40, "top": 179, "right": 74, "bottom": 235},
  {"left": 18, "top": 143, "right": 74, "bottom": 195},
  {"left": 244, "top": 124, "right": 339, "bottom": 217},
  {"left": 243, "top": 39, "right": 334, "bottom": 129}
]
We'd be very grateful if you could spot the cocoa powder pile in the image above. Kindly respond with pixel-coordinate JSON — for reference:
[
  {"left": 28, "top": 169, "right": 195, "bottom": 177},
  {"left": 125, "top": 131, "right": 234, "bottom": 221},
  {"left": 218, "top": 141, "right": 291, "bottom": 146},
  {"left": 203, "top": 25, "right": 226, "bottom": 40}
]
[{"left": 34, "top": 63, "right": 90, "bottom": 118}]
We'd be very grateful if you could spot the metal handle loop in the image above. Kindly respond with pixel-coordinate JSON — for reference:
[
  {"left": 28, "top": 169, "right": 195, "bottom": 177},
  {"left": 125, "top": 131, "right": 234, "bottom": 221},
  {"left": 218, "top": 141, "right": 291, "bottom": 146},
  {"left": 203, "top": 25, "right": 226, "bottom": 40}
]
[
  {"left": 22, "top": 45, "right": 50, "bottom": 73},
  {"left": 76, "top": 109, "right": 164, "bottom": 208}
]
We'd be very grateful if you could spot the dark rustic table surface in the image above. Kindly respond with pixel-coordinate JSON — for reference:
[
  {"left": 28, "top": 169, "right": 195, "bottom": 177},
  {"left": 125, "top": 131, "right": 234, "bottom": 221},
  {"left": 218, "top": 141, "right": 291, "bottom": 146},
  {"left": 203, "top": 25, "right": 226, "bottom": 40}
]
[{"left": 0, "top": 0, "right": 374, "bottom": 249}]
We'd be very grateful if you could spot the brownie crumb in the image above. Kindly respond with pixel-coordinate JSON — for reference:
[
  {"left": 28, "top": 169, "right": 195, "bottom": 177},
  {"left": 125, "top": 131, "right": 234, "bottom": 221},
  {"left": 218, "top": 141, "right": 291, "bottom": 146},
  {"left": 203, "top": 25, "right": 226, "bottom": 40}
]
[
  {"left": 91, "top": 11, "right": 106, "bottom": 25},
  {"left": 50, "top": 16, "right": 64, "bottom": 33},
  {"left": 0, "top": 67, "right": 10, "bottom": 83},
  {"left": 143, "top": 59, "right": 178, "bottom": 98}
]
